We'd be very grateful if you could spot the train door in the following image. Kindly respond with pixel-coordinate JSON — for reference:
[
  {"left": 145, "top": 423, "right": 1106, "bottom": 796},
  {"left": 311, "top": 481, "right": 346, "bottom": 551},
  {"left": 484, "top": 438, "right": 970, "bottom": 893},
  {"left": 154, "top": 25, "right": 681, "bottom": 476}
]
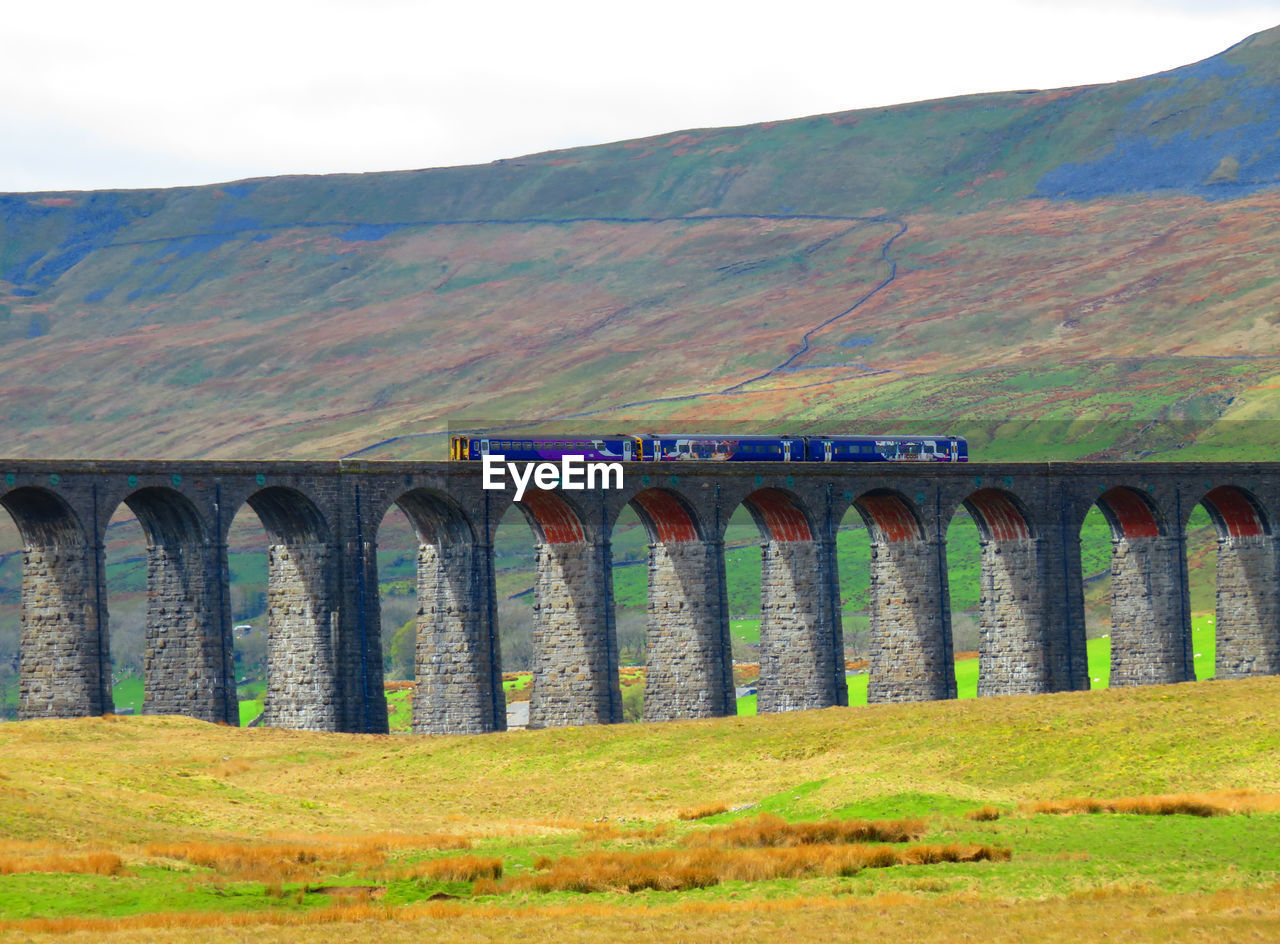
[
  {"left": 823, "top": 440, "right": 833, "bottom": 462},
  {"left": 782, "top": 440, "right": 794, "bottom": 462},
  {"left": 623, "top": 440, "right": 633, "bottom": 461},
  {"left": 479, "top": 439, "right": 491, "bottom": 458}
]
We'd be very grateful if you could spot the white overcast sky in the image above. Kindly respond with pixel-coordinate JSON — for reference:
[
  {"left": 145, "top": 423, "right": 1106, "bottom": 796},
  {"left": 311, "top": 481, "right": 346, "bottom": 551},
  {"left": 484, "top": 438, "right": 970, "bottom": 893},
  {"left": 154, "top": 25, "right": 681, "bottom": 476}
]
[{"left": 3, "top": 0, "right": 1279, "bottom": 193}]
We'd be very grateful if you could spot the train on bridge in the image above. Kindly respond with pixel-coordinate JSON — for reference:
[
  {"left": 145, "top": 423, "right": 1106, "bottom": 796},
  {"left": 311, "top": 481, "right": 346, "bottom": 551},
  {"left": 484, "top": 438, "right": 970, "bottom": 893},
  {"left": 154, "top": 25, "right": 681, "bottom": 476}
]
[{"left": 450, "top": 434, "right": 968, "bottom": 463}]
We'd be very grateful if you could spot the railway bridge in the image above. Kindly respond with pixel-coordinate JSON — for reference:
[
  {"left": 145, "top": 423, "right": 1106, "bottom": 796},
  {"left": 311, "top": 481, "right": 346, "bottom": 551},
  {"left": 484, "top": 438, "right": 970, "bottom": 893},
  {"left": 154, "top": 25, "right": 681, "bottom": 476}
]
[{"left": 3, "top": 459, "right": 1278, "bottom": 733}]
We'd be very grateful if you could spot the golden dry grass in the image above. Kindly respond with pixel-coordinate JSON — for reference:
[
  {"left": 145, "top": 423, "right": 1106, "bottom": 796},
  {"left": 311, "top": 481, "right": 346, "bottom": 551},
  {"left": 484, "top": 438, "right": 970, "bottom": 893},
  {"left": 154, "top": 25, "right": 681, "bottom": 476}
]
[
  {"left": 504, "top": 842, "right": 1010, "bottom": 893},
  {"left": 682, "top": 813, "right": 926, "bottom": 847},
  {"left": 9, "top": 887, "right": 1280, "bottom": 943},
  {"left": 677, "top": 803, "right": 729, "bottom": 821},
  {"left": 964, "top": 806, "right": 1002, "bottom": 822},
  {"left": 0, "top": 850, "right": 123, "bottom": 876},
  {"left": 1025, "top": 789, "right": 1280, "bottom": 817},
  {"left": 398, "top": 855, "right": 502, "bottom": 883},
  {"left": 143, "top": 834, "right": 471, "bottom": 881}
]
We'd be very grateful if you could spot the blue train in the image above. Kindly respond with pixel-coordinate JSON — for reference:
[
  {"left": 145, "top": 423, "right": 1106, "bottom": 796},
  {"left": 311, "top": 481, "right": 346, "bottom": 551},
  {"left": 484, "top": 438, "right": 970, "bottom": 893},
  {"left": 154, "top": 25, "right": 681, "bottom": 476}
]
[{"left": 450, "top": 434, "right": 968, "bottom": 463}]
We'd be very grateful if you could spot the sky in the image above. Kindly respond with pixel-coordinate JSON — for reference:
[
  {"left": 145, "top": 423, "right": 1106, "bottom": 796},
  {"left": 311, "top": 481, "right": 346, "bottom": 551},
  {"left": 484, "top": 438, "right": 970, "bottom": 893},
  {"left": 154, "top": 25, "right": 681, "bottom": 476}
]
[{"left": 3, "top": 0, "right": 1280, "bottom": 193}]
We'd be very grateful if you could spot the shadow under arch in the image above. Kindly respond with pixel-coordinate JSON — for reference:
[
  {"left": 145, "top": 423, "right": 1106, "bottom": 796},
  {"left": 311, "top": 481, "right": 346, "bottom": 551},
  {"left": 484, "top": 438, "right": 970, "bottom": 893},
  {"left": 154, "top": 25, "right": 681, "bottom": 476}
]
[
  {"left": 852, "top": 487, "right": 952, "bottom": 704},
  {"left": 625, "top": 487, "right": 733, "bottom": 721},
  {"left": 1, "top": 487, "right": 109, "bottom": 719},
  {"left": 1092, "top": 485, "right": 1190, "bottom": 688},
  {"left": 1195, "top": 485, "right": 1279, "bottom": 679},
  {"left": 116, "top": 486, "right": 234, "bottom": 724}
]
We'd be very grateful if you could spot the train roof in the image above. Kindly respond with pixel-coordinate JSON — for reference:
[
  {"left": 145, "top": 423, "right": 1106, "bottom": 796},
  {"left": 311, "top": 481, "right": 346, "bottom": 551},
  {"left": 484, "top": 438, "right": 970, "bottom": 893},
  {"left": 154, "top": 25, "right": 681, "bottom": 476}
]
[{"left": 640, "top": 433, "right": 964, "bottom": 440}]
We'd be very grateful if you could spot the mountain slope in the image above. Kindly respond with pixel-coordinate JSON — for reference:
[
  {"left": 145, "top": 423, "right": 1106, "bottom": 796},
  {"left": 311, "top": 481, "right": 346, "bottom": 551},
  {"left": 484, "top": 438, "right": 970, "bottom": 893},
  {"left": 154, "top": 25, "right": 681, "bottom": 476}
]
[{"left": 3, "top": 26, "right": 1280, "bottom": 459}]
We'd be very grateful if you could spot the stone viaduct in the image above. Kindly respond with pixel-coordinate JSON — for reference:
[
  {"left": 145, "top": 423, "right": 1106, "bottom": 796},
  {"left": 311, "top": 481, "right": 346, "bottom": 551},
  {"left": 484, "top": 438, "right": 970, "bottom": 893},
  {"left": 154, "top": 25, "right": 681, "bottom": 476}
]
[{"left": 3, "top": 459, "right": 1278, "bottom": 733}]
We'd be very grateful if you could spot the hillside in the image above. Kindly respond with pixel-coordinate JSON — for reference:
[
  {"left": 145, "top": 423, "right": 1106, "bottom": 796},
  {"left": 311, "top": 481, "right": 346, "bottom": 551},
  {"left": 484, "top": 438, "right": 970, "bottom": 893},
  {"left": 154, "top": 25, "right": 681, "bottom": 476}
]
[{"left": 2, "top": 27, "right": 1280, "bottom": 459}]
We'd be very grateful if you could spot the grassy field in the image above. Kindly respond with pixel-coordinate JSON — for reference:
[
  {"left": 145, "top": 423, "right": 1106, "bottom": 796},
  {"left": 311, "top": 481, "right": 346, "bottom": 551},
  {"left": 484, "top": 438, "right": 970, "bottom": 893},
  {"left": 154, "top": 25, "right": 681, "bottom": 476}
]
[{"left": 3, "top": 674, "right": 1280, "bottom": 940}]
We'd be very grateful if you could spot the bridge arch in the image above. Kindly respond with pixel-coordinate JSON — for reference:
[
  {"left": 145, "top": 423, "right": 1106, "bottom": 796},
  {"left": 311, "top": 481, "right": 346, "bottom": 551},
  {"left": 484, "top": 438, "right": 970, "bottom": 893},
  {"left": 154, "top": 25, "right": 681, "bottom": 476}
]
[
  {"left": 1095, "top": 486, "right": 1164, "bottom": 540},
  {"left": 619, "top": 488, "right": 733, "bottom": 722},
  {"left": 234, "top": 485, "right": 339, "bottom": 730},
  {"left": 496, "top": 489, "right": 619, "bottom": 728},
  {"left": 1191, "top": 485, "right": 1279, "bottom": 679},
  {"left": 953, "top": 488, "right": 1048, "bottom": 697},
  {"left": 851, "top": 489, "right": 925, "bottom": 544},
  {"left": 110, "top": 487, "right": 234, "bottom": 724},
  {"left": 852, "top": 488, "right": 952, "bottom": 704},
  {"left": 1089, "top": 486, "right": 1189, "bottom": 688},
  {"left": 728, "top": 486, "right": 841, "bottom": 713},
  {"left": 379, "top": 488, "right": 499, "bottom": 735},
  {"left": 1, "top": 486, "right": 109, "bottom": 719}
]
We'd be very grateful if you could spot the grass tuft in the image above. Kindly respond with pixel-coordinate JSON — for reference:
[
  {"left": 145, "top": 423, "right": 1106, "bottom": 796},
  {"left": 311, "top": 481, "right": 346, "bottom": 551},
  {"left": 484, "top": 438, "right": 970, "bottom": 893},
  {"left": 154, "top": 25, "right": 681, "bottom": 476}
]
[
  {"left": 402, "top": 856, "right": 502, "bottom": 883},
  {"left": 682, "top": 813, "right": 926, "bottom": 847},
  {"left": 677, "top": 803, "right": 729, "bottom": 821},
  {"left": 503, "top": 842, "right": 1008, "bottom": 893},
  {"left": 965, "top": 806, "right": 1002, "bottom": 822},
  {"left": 1025, "top": 790, "right": 1280, "bottom": 818},
  {"left": 0, "top": 850, "right": 124, "bottom": 876}
]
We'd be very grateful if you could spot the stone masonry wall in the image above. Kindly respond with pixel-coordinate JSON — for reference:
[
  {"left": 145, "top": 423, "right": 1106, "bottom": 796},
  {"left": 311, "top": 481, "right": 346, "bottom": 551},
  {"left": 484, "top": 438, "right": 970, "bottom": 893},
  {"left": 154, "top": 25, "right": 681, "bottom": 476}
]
[
  {"left": 412, "top": 542, "right": 502, "bottom": 734},
  {"left": 1215, "top": 536, "right": 1280, "bottom": 678},
  {"left": 18, "top": 543, "right": 109, "bottom": 719},
  {"left": 261, "top": 541, "right": 340, "bottom": 730},
  {"left": 758, "top": 539, "right": 840, "bottom": 712},
  {"left": 141, "top": 541, "right": 236, "bottom": 723},
  {"left": 644, "top": 540, "right": 734, "bottom": 721},
  {"left": 530, "top": 541, "right": 622, "bottom": 727},
  {"left": 977, "top": 538, "right": 1050, "bottom": 695},
  {"left": 867, "top": 538, "right": 955, "bottom": 702},
  {"left": 1109, "top": 535, "right": 1193, "bottom": 686}
]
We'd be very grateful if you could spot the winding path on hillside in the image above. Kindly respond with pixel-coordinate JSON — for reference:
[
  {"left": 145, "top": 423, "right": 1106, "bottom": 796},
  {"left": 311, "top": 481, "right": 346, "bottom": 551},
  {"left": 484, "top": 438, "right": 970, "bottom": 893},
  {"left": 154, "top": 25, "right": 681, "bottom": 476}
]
[{"left": 337, "top": 211, "right": 908, "bottom": 457}]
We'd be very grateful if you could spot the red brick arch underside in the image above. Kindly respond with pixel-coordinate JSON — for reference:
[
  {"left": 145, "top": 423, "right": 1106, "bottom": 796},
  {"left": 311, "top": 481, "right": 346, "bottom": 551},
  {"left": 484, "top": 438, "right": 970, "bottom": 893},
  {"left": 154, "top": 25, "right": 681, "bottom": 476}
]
[
  {"left": 745, "top": 488, "right": 812, "bottom": 543},
  {"left": 519, "top": 490, "right": 586, "bottom": 545},
  {"left": 856, "top": 492, "right": 922, "bottom": 543},
  {"left": 965, "top": 489, "right": 1031, "bottom": 541},
  {"left": 631, "top": 489, "right": 699, "bottom": 544},
  {"left": 1202, "top": 486, "right": 1267, "bottom": 539},
  {"left": 1098, "top": 487, "right": 1160, "bottom": 539}
]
